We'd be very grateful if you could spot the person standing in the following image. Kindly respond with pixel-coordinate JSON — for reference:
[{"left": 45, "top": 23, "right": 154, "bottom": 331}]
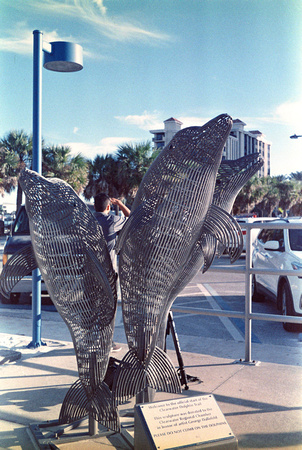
[
  {"left": 94, "top": 193, "right": 130, "bottom": 272},
  {"left": 94, "top": 193, "right": 130, "bottom": 352}
]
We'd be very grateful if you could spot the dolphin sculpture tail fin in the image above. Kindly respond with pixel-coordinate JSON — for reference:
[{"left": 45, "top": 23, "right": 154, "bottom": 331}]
[
  {"left": 59, "top": 379, "right": 120, "bottom": 432},
  {"left": 112, "top": 347, "right": 181, "bottom": 405}
]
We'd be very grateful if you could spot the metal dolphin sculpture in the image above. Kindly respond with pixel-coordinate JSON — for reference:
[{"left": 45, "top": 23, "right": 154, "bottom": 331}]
[
  {"left": 0, "top": 169, "right": 119, "bottom": 431},
  {"left": 175, "top": 152, "right": 264, "bottom": 282},
  {"left": 112, "top": 114, "right": 238, "bottom": 404},
  {"left": 156, "top": 152, "right": 264, "bottom": 349},
  {"left": 207, "top": 152, "right": 264, "bottom": 262},
  {"left": 213, "top": 153, "right": 264, "bottom": 212}
]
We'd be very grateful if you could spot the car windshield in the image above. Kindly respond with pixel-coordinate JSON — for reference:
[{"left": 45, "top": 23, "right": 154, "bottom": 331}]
[
  {"left": 12, "top": 207, "right": 30, "bottom": 235},
  {"left": 289, "top": 229, "right": 302, "bottom": 251}
]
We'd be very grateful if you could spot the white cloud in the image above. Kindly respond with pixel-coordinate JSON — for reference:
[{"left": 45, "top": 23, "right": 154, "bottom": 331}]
[
  {"left": 92, "top": 0, "right": 107, "bottom": 15},
  {"left": 178, "top": 116, "right": 211, "bottom": 128},
  {"left": 0, "top": 22, "right": 81, "bottom": 55},
  {"left": 242, "top": 99, "right": 302, "bottom": 130},
  {"left": 115, "top": 111, "right": 164, "bottom": 131},
  {"left": 73, "top": 127, "right": 79, "bottom": 135},
  {"left": 165, "top": 101, "right": 302, "bottom": 133},
  {"left": 274, "top": 99, "right": 302, "bottom": 129},
  {"left": 66, "top": 102, "right": 302, "bottom": 165},
  {"left": 66, "top": 136, "right": 140, "bottom": 160},
  {"left": 0, "top": 23, "right": 33, "bottom": 54},
  {"left": 115, "top": 103, "right": 302, "bottom": 140},
  {"left": 116, "top": 111, "right": 214, "bottom": 131},
  {"left": 1, "top": 0, "right": 171, "bottom": 56},
  {"left": 68, "top": 0, "right": 171, "bottom": 43}
]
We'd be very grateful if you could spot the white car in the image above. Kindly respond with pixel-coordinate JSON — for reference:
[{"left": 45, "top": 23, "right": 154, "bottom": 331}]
[
  {"left": 252, "top": 217, "right": 302, "bottom": 331},
  {"left": 235, "top": 216, "right": 276, "bottom": 251}
]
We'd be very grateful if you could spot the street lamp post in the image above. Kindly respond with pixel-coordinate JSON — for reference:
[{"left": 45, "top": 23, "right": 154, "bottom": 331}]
[{"left": 30, "top": 30, "right": 83, "bottom": 349}]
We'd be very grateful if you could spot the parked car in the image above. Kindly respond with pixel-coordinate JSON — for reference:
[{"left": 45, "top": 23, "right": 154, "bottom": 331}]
[
  {"left": 3, "top": 213, "right": 14, "bottom": 231},
  {"left": 0, "top": 205, "right": 42, "bottom": 304},
  {"left": 234, "top": 215, "right": 276, "bottom": 251},
  {"left": 1, "top": 203, "right": 96, "bottom": 304},
  {"left": 0, "top": 218, "right": 4, "bottom": 236},
  {"left": 252, "top": 217, "right": 302, "bottom": 331}
]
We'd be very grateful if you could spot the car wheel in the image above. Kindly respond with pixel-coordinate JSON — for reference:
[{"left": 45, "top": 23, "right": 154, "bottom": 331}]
[
  {"left": 10, "top": 293, "right": 21, "bottom": 304},
  {"left": 0, "top": 293, "right": 20, "bottom": 305},
  {"left": 280, "top": 282, "right": 302, "bottom": 332},
  {"left": 0, "top": 293, "right": 10, "bottom": 304},
  {"left": 252, "top": 275, "right": 264, "bottom": 302}
]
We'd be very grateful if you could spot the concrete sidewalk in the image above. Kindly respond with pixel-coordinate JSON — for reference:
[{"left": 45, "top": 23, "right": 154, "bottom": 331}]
[{"left": 0, "top": 325, "right": 301, "bottom": 450}]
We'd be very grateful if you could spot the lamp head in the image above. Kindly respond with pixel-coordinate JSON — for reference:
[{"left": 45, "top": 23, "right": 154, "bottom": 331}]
[{"left": 43, "top": 41, "right": 83, "bottom": 72}]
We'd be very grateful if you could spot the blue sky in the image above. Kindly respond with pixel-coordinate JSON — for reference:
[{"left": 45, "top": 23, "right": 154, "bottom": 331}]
[{"left": 1, "top": 0, "right": 302, "bottom": 209}]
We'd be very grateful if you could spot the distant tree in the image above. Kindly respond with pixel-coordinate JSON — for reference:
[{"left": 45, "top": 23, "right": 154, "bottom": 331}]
[
  {"left": 1, "top": 132, "right": 89, "bottom": 208},
  {"left": 0, "top": 146, "right": 19, "bottom": 197},
  {"left": 84, "top": 154, "right": 118, "bottom": 200},
  {"left": 289, "top": 171, "right": 302, "bottom": 181},
  {"left": 42, "top": 145, "right": 88, "bottom": 194},
  {"left": 276, "top": 178, "right": 299, "bottom": 213},
  {"left": 233, "top": 176, "right": 265, "bottom": 215},
  {"left": 254, "top": 177, "right": 280, "bottom": 216},
  {"left": 0, "top": 130, "right": 32, "bottom": 211},
  {"left": 234, "top": 175, "right": 302, "bottom": 217},
  {"left": 84, "top": 141, "right": 158, "bottom": 204},
  {"left": 115, "top": 142, "right": 157, "bottom": 195}
]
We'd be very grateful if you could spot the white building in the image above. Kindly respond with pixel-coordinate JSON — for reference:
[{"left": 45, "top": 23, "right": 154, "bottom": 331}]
[
  {"left": 149, "top": 117, "right": 183, "bottom": 150},
  {"left": 150, "top": 117, "right": 271, "bottom": 177}
]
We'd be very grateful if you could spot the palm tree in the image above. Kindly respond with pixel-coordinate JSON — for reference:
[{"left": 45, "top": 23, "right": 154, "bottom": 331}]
[
  {"left": 234, "top": 175, "right": 302, "bottom": 217},
  {"left": 233, "top": 176, "right": 265, "bottom": 215},
  {"left": 0, "top": 146, "right": 19, "bottom": 197},
  {"left": 42, "top": 145, "right": 88, "bottom": 194},
  {"left": 1, "top": 132, "right": 89, "bottom": 207},
  {"left": 84, "top": 154, "right": 118, "bottom": 199},
  {"left": 289, "top": 171, "right": 302, "bottom": 181},
  {"left": 84, "top": 141, "right": 158, "bottom": 204},
  {"left": 114, "top": 141, "right": 157, "bottom": 200},
  {"left": 258, "top": 177, "right": 280, "bottom": 216},
  {"left": 117, "top": 141, "right": 159, "bottom": 200},
  {"left": 0, "top": 130, "right": 32, "bottom": 211}
]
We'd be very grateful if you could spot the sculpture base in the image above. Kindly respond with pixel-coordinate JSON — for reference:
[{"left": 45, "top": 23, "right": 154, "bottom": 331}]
[
  {"left": 28, "top": 417, "right": 132, "bottom": 449},
  {"left": 28, "top": 395, "right": 237, "bottom": 450}
]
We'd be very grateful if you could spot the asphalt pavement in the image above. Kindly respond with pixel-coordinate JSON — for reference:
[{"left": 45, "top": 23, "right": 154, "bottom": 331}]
[{"left": 0, "top": 235, "right": 302, "bottom": 449}]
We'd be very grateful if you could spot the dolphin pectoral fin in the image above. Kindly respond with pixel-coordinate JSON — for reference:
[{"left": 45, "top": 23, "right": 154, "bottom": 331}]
[
  {"left": 199, "top": 234, "right": 217, "bottom": 273},
  {"left": 203, "top": 204, "right": 243, "bottom": 263},
  {"left": 59, "top": 379, "right": 120, "bottom": 432},
  {"left": 112, "top": 347, "right": 181, "bottom": 405},
  {"left": 0, "top": 244, "right": 37, "bottom": 298}
]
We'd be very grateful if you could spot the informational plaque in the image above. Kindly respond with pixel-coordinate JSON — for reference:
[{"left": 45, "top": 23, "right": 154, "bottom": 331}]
[{"left": 134, "top": 394, "right": 237, "bottom": 449}]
